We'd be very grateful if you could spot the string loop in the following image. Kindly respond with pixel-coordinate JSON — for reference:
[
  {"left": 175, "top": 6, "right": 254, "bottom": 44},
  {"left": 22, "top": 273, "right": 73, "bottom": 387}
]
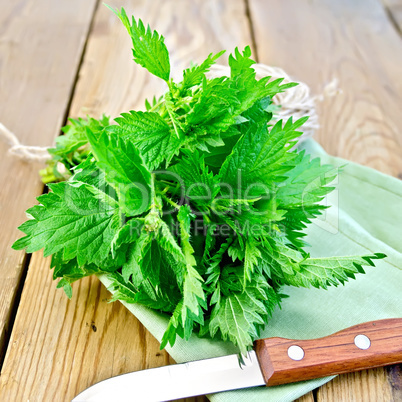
[{"left": 0, "top": 123, "right": 49, "bottom": 162}]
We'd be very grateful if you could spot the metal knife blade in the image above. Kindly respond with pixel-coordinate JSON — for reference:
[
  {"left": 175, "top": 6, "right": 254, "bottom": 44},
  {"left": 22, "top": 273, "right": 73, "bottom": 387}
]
[
  {"left": 72, "top": 318, "right": 402, "bottom": 401},
  {"left": 73, "top": 351, "right": 264, "bottom": 401}
]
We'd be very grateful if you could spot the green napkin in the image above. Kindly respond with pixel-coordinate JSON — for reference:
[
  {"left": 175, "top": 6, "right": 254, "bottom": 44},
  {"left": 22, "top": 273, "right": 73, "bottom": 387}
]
[{"left": 99, "top": 138, "right": 402, "bottom": 402}]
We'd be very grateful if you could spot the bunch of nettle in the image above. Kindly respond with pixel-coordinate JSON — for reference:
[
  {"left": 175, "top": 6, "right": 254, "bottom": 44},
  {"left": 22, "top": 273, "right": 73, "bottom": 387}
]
[{"left": 13, "top": 7, "right": 384, "bottom": 354}]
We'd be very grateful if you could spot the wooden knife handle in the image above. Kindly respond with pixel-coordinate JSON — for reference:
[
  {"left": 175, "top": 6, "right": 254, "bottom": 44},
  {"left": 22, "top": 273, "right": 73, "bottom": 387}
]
[{"left": 254, "top": 318, "right": 402, "bottom": 386}]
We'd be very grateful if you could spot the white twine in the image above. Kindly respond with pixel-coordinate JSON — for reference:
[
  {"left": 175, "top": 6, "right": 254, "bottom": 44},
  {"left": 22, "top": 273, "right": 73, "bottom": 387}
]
[
  {"left": 0, "top": 64, "right": 340, "bottom": 162},
  {"left": 0, "top": 122, "right": 49, "bottom": 162}
]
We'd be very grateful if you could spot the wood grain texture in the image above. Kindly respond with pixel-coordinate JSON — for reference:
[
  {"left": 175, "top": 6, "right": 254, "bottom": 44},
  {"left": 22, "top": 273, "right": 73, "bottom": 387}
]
[
  {"left": 382, "top": 0, "right": 402, "bottom": 33},
  {"left": 248, "top": 0, "right": 402, "bottom": 400},
  {"left": 0, "top": 1, "right": 252, "bottom": 401},
  {"left": 0, "top": 0, "right": 97, "bottom": 363},
  {"left": 255, "top": 319, "right": 402, "bottom": 386},
  {"left": 297, "top": 391, "right": 315, "bottom": 402},
  {"left": 387, "top": 364, "right": 402, "bottom": 401},
  {"left": 249, "top": 0, "right": 402, "bottom": 177},
  {"left": 0, "top": 253, "right": 175, "bottom": 401},
  {"left": 2, "top": 0, "right": 400, "bottom": 401},
  {"left": 70, "top": 0, "right": 254, "bottom": 118},
  {"left": 316, "top": 368, "right": 395, "bottom": 402}
]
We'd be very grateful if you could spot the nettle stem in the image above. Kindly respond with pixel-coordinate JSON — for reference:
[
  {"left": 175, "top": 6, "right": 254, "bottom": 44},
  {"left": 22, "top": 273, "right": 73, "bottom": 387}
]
[
  {"left": 161, "top": 193, "right": 180, "bottom": 210},
  {"left": 144, "top": 173, "right": 163, "bottom": 232}
]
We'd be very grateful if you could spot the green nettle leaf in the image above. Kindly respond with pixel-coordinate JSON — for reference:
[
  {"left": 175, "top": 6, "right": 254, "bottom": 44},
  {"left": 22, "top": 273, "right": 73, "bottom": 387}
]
[
  {"left": 243, "top": 239, "right": 262, "bottom": 286},
  {"left": 12, "top": 7, "right": 387, "bottom": 355},
  {"left": 40, "top": 115, "right": 110, "bottom": 183},
  {"left": 229, "top": 46, "right": 296, "bottom": 116},
  {"left": 208, "top": 279, "right": 269, "bottom": 355},
  {"left": 87, "top": 130, "right": 152, "bottom": 217},
  {"left": 121, "top": 230, "right": 153, "bottom": 283},
  {"left": 185, "top": 76, "right": 240, "bottom": 136},
  {"left": 275, "top": 150, "right": 337, "bottom": 247},
  {"left": 181, "top": 50, "right": 225, "bottom": 89},
  {"left": 49, "top": 115, "right": 109, "bottom": 158},
  {"left": 170, "top": 150, "right": 220, "bottom": 210},
  {"left": 178, "top": 207, "right": 206, "bottom": 310},
  {"left": 219, "top": 117, "right": 308, "bottom": 196},
  {"left": 13, "top": 181, "right": 120, "bottom": 266},
  {"left": 107, "top": 6, "right": 170, "bottom": 81},
  {"left": 283, "top": 253, "right": 387, "bottom": 289},
  {"left": 113, "top": 111, "right": 181, "bottom": 171}
]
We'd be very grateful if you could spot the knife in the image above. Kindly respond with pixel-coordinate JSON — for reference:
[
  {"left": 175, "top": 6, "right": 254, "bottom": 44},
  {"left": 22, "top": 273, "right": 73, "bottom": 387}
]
[{"left": 73, "top": 318, "right": 402, "bottom": 401}]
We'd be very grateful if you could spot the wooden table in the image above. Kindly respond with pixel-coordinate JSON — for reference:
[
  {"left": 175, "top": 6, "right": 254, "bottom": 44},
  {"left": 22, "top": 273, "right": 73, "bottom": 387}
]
[{"left": 0, "top": 0, "right": 401, "bottom": 401}]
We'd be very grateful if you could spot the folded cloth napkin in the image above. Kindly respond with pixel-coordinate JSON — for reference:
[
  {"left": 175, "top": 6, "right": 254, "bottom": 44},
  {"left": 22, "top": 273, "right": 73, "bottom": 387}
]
[{"left": 99, "top": 138, "right": 402, "bottom": 402}]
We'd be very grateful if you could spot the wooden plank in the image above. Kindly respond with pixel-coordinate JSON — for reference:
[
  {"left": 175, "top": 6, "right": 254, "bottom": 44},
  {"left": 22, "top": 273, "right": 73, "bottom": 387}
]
[
  {"left": 69, "top": 0, "right": 255, "bottom": 118},
  {"left": 249, "top": 0, "right": 402, "bottom": 177},
  {"left": 248, "top": 0, "right": 402, "bottom": 400},
  {"left": 387, "top": 364, "right": 402, "bottom": 401},
  {"left": 0, "top": 0, "right": 97, "bottom": 363},
  {"left": 382, "top": 0, "right": 402, "bottom": 33},
  {"left": 0, "top": 253, "right": 180, "bottom": 400},
  {"left": 0, "top": 1, "right": 253, "bottom": 400},
  {"left": 297, "top": 391, "right": 315, "bottom": 402},
  {"left": 316, "top": 369, "right": 394, "bottom": 401}
]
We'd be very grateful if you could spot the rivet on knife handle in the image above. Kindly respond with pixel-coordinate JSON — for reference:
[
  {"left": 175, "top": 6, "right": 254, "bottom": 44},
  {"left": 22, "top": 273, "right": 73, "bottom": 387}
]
[{"left": 254, "top": 318, "right": 402, "bottom": 386}]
